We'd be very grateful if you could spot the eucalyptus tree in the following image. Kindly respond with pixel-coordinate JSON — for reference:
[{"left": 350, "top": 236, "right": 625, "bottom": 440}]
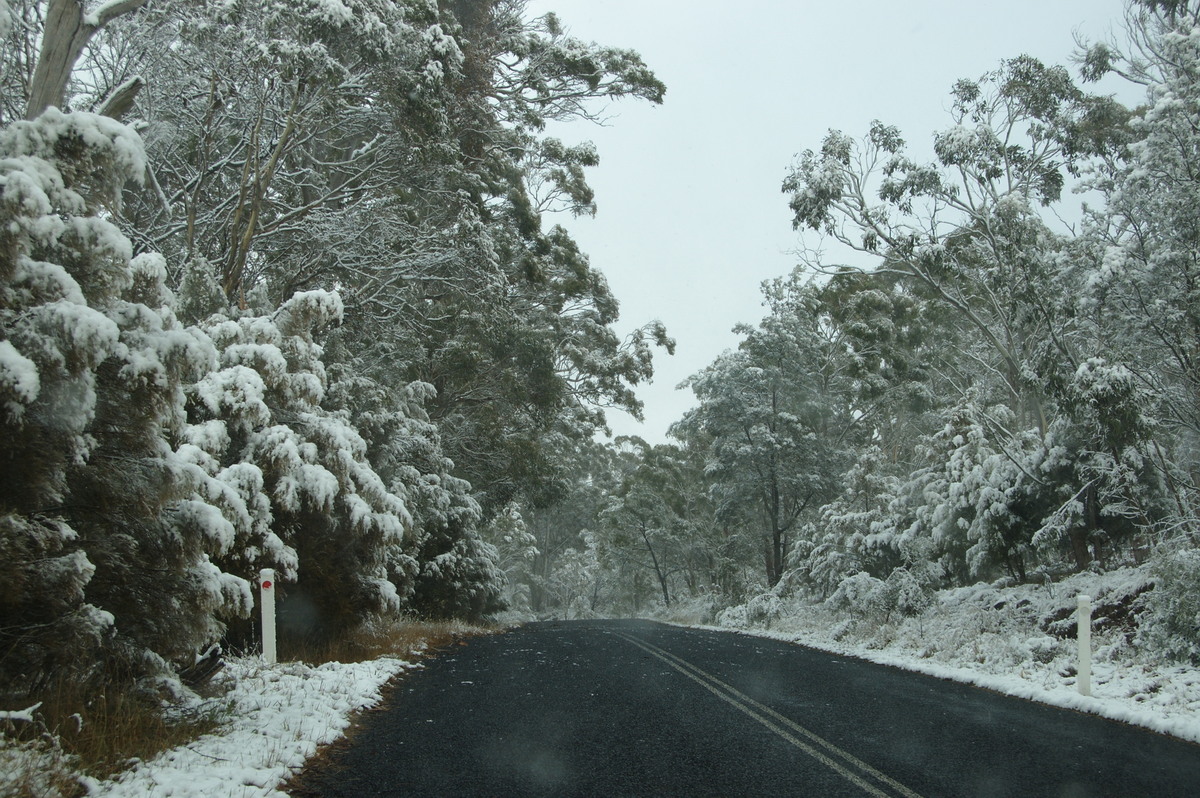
[
  {"left": 373, "top": 1, "right": 669, "bottom": 510},
  {"left": 88, "top": 0, "right": 459, "bottom": 299},
  {"left": 678, "top": 276, "right": 861, "bottom": 587},
  {"left": 1, "top": 0, "right": 670, "bottom": 663},
  {"left": 1054, "top": 1, "right": 1200, "bottom": 656},
  {"left": 1076, "top": 0, "right": 1200, "bottom": 527},
  {"left": 89, "top": 0, "right": 670, "bottom": 514},
  {"left": 598, "top": 438, "right": 695, "bottom": 608},
  {"left": 781, "top": 52, "right": 1168, "bottom": 576},
  {"left": 514, "top": 436, "right": 620, "bottom": 614},
  {"left": 782, "top": 58, "right": 1101, "bottom": 435},
  {"left": 0, "top": 0, "right": 150, "bottom": 124}
]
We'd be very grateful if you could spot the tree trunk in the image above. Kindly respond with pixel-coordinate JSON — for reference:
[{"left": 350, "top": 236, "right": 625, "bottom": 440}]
[
  {"left": 766, "top": 490, "right": 784, "bottom": 587},
  {"left": 26, "top": 0, "right": 150, "bottom": 119},
  {"left": 1071, "top": 483, "right": 1097, "bottom": 571},
  {"left": 640, "top": 526, "right": 670, "bottom": 607}
]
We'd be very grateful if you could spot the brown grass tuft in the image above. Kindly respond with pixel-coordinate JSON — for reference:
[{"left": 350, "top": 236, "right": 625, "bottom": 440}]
[
  {"left": 279, "top": 616, "right": 493, "bottom": 665},
  {"left": 1, "top": 675, "right": 226, "bottom": 797},
  {"left": 1, "top": 617, "right": 498, "bottom": 795},
  {"left": 26, "top": 677, "right": 227, "bottom": 781}
]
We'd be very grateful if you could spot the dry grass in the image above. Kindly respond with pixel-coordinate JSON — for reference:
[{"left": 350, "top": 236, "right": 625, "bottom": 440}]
[
  {"left": 0, "top": 617, "right": 496, "bottom": 796},
  {"left": 0, "top": 731, "right": 84, "bottom": 798},
  {"left": 278, "top": 616, "right": 494, "bottom": 665},
  {"left": 4, "top": 676, "right": 229, "bottom": 782},
  {"left": 1, "top": 675, "right": 227, "bottom": 797},
  {"left": 69, "top": 691, "right": 224, "bottom": 778}
]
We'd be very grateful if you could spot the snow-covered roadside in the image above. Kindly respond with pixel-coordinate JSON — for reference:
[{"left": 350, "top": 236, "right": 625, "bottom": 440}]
[
  {"left": 691, "top": 621, "right": 1200, "bottom": 744},
  {"left": 88, "top": 656, "right": 414, "bottom": 798},
  {"left": 673, "top": 567, "right": 1200, "bottom": 745}
]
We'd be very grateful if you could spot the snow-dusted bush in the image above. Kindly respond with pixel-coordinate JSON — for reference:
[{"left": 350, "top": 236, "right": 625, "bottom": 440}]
[
  {"left": 1137, "top": 545, "right": 1200, "bottom": 665},
  {"left": 715, "top": 603, "right": 751, "bottom": 628},
  {"left": 716, "top": 592, "right": 784, "bottom": 629},
  {"left": 883, "top": 566, "right": 936, "bottom": 617},
  {"left": 826, "top": 572, "right": 888, "bottom": 618},
  {"left": 184, "top": 290, "right": 419, "bottom": 640},
  {"left": 746, "top": 592, "right": 783, "bottom": 626},
  {"left": 656, "top": 593, "right": 723, "bottom": 625},
  {"left": 821, "top": 564, "right": 937, "bottom": 629}
]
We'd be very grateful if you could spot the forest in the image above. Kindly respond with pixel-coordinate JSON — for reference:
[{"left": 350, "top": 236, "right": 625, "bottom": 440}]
[
  {"left": 2, "top": 0, "right": 1200, "bottom": 773},
  {"left": 513, "top": 0, "right": 1200, "bottom": 667}
]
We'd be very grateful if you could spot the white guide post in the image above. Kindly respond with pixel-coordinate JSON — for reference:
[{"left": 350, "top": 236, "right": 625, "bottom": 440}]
[
  {"left": 1077, "top": 594, "right": 1092, "bottom": 697},
  {"left": 260, "top": 568, "right": 277, "bottom": 665}
]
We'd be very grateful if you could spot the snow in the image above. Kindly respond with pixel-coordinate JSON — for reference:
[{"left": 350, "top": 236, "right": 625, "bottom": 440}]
[
  {"left": 297, "top": 462, "right": 338, "bottom": 511},
  {"left": 91, "top": 656, "right": 414, "bottom": 798},
  {"left": 691, "top": 565, "right": 1200, "bottom": 745},
  {"left": 191, "top": 366, "right": 271, "bottom": 428},
  {"left": 300, "top": 0, "right": 353, "bottom": 26},
  {"left": 225, "top": 343, "right": 289, "bottom": 385},
  {"left": 274, "top": 290, "right": 343, "bottom": 339},
  {"left": 707, "top": 619, "right": 1200, "bottom": 744},
  {"left": 0, "top": 339, "right": 40, "bottom": 410},
  {"left": 177, "top": 499, "right": 237, "bottom": 553},
  {"left": 0, "top": 108, "right": 146, "bottom": 184},
  {"left": 41, "top": 299, "right": 121, "bottom": 364},
  {"left": 422, "top": 23, "right": 464, "bottom": 66},
  {"left": 0, "top": 703, "right": 42, "bottom": 724},
  {"left": 183, "top": 419, "right": 232, "bottom": 459}
]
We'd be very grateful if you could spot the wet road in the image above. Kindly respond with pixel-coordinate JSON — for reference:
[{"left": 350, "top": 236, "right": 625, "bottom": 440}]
[{"left": 293, "top": 619, "right": 1200, "bottom": 797}]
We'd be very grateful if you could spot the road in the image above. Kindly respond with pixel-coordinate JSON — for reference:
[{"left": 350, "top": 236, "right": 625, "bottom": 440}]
[{"left": 292, "top": 619, "right": 1200, "bottom": 797}]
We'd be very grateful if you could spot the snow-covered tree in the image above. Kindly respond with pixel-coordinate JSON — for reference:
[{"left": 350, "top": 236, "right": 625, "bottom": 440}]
[
  {"left": 776, "top": 44, "right": 1178, "bottom": 583},
  {"left": 0, "top": 107, "right": 248, "bottom": 690},
  {"left": 3, "top": 0, "right": 668, "bottom": 700},
  {"left": 792, "top": 446, "right": 906, "bottom": 598},
  {"left": 1077, "top": 1, "right": 1200, "bottom": 538},
  {"left": 183, "top": 290, "right": 420, "bottom": 640},
  {"left": 480, "top": 502, "right": 539, "bottom": 612},
  {"left": 677, "top": 276, "right": 860, "bottom": 586},
  {"left": 86, "top": 0, "right": 671, "bottom": 516},
  {"left": 598, "top": 439, "right": 696, "bottom": 608}
]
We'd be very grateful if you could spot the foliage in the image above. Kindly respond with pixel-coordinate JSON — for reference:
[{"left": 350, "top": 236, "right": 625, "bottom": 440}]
[
  {"left": 1, "top": 0, "right": 668, "bottom": 700},
  {"left": 1138, "top": 542, "right": 1200, "bottom": 663},
  {"left": 507, "top": 1, "right": 1200, "bottom": 671},
  {"left": 676, "top": 275, "right": 861, "bottom": 587},
  {"left": 0, "top": 107, "right": 248, "bottom": 694}
]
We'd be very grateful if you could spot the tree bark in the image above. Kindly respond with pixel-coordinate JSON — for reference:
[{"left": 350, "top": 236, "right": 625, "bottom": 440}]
[
  {"left": 26, "top": 0, "right": 149, "bottom": 119},
  {"left": 96, "top": 75, "right": 144, "bottom": 120},
  {"left": 640, "top": 526, "right": 670, "bottom": 607}
]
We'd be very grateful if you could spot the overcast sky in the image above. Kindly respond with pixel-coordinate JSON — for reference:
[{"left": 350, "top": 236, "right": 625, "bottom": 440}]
[{"left": 524, "top": 0, "right": 1135, "bottom": 444}]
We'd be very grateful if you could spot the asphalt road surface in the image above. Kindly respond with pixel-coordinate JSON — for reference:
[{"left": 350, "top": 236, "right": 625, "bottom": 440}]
[{"left": 293, "top": 619, "right": 1200, "bottom": 797}]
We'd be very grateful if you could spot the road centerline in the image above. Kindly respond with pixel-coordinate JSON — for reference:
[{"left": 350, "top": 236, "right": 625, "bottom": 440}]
[{"left": 613, "top": 631, "right": 925, "bottom": 798}]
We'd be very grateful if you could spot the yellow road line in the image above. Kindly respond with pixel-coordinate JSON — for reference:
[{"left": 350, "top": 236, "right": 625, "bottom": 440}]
[{"left": 615, "top": 632, "right": 924, "bottom": 798}]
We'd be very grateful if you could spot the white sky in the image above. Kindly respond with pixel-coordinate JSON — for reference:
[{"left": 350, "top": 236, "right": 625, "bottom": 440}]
[{"left": 525, "top": 0, "right": 1135, "bottom": 443}]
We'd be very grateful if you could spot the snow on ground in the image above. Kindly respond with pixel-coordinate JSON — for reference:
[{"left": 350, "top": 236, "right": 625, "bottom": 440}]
[
  {"left": 16, "top": 566, "right": 1193, "bottom": 797},
  {"left": 677, "top": 566, "right": 1200, "bottom": 745},
  {"left": 89, "top": 656, "right": 414, "bottom": 798}
]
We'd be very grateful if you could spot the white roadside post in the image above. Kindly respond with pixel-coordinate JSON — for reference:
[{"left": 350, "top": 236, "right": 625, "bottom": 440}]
[
  {"left": 1077, "top": 594, "right": 1092, "bottom": 697},
  {"left": 260, "top": 568, "right": 277, "bottom": 665}
]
